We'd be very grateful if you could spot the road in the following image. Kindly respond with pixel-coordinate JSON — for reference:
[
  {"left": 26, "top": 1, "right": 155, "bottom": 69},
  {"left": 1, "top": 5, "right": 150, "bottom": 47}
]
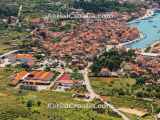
[
  {"left": 140, "top": 52, "right": 160, "bottom": 57},
  {"left": 0, "top": 50, "right": 19, "bottom": 59},
  {"left": 47, "top": 68, "right": 64, "bottom": 90},
  {"left": 83, "top": 63, "right": 130, "bottom": 120}
]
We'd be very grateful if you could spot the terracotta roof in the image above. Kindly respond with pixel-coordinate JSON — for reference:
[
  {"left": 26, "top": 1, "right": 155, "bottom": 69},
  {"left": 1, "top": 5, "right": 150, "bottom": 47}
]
[
  {"left": 49, "top": 32, "right": 62, "bottom": 38},
  {"left": 58, "top": 73, "right": 71, "bottom": 81},
  {"left": 15, "top": 71, "right": 28, "bottom": 81},
  {"left": 11, "top": 71, "right": 28, "bottom": 86},
  {"left": 57, "top": 73, "right": 74, "bottom": 84},
  {"left": 58, "top": 79, "right": 74, "bottom": 84},
  {"left": 16, "top": 54, "right": 33, "bottom": 59},
  {"left": 27, "top": 71, "right": 54, "bottom": 81},
  {"left": 26, "top": 60, "right": 34, "bottom": 67}
]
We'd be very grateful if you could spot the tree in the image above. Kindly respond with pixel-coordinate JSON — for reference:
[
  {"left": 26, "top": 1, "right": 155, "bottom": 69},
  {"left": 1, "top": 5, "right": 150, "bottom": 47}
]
[
  {"left": 0, "top": 2, "right": 18, "bottom": 17},
  {"left": 26, "top": 100, "right": 33, "bottom": 109},
  {"left": 37, "top": 101, "right": 41, "bottom": 107},
  {"left": 136, "top": 77, "right": 145, "bottom": 85},
  {"left": 91, "top": 48, "right": 136, "bottom": 75},
  {"left": 92, "top": 99, "right": 106, "bottom": 114},
  {"left": 72, "top": 0, "right": 137, "bottom": 13},
  {"left": 71, "top": 69, "right": 83, "bottom": 80}
]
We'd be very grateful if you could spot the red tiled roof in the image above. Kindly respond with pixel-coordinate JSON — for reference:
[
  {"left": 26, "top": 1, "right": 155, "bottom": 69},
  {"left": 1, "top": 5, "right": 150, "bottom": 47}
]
[
  {"left": 27, "top": 71, "right": 54, "bottom": 81},
  {"left": 11, "top": 71, "right": 29, "bottom": 86},
  {"left": 59, "top": 73, "right": 71, "bottom": 81},
  {"left": 26, "top": 60, "right": 34, "bottom": 67},
  {"left": 16, "top": 54, "right": 33, "bottom": 59},
  {"left": 49, "top": 32, "right": 62, "bottom": 38},
  {"left": 57, "top": 73, "right": 74, "bottom": 84},
  {"left": 15, "top": 71, "right": 28, "bottom": 81},
  {"left": 58, "top": 79, "right": 74, "bottom": 84}
]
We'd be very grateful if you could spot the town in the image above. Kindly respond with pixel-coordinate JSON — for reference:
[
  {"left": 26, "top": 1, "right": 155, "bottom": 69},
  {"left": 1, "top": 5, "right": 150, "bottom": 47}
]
[{"left": 0, "top": 0, "right": 160, "bottom": 120}]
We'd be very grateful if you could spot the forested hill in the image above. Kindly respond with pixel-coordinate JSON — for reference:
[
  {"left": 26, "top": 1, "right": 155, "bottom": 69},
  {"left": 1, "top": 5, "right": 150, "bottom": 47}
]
[
  {"left": 72, "top": 0, "right": 138, "bottom": 13},
  {"left": 0, "top": 0, "right": 140, "bottom": 17},
  {"left": 0, "top": 0, "right": 72, "bottom": 17}
]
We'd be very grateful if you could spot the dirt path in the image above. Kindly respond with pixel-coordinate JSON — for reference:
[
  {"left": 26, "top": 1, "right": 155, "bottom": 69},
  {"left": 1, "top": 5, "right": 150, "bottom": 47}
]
[{"left": 118, "top": 107, "right": 147, "bottom": 117}]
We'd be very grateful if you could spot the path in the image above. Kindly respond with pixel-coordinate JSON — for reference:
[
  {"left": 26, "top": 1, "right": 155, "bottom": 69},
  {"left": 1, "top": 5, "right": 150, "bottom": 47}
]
[
  {"left": 47, "top": 68, "right": 64, "bottom": 90},
  {"left": 0, "top": 50, "right": 18, "bottom": 59},
  {"left": 83, "top": 63, "right": 130, "bottom": 120},
  {"left": 140, "top": 52, "right": 160, "bottom": 57}
]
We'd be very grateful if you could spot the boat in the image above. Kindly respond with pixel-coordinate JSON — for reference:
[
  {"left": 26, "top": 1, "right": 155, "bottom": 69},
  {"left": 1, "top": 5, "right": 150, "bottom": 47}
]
[
  {"left": 153, "top": 25, "right": 157, "bottom": 28},
  {"left": 135, "top": 21, "right": 140, "bottom": 24},
  {"left": 148, "top": 20, "right": 153, "bottom": 22}
]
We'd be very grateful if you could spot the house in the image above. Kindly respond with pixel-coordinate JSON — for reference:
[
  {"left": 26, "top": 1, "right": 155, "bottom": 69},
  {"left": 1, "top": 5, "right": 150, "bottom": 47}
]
[
  {"left": 11, "top": 70, "right": 55, "bottom": 90},
  {"left": 16, "top": 54, "right": 35, "bottom": 67},
  {"left": 30, "top": 18, "right": 52, "bottom": 27},
  {"left": 49, "top": 32, "right": 62, "bottom": 38},
  {"left": 99, "top": 67, "right": 112, "bottom": 77},
  {"left": 22, "top": 71, "right": 54, "bottom": 85},
  {"left": 10, "top": 71, "right": 29, "bottom": 86},
  {"left": 56, "top": 73, "right": 74, "bottom": 90}
]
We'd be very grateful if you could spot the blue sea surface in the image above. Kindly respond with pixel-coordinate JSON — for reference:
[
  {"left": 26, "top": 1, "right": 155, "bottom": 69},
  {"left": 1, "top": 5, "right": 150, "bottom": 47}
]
[{"left": 127, "top": 11, "right": 160, "bottom": 49}]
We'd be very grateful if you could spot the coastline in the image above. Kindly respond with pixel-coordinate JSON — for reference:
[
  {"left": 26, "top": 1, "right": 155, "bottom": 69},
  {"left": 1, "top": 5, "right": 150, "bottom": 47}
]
[
  {"left": 150, "top": 41, "right": 160, "bottom": 48},
  {"left": 145, "top": 41, "right": 160, "bottom": 52},
  {"left": 128, "top": 9, "right": 154, "bottom": 24},
  {"left": 138, "top": 9, "right": 154, "bottom": 20},
  {"left": 118, "top": 32, "right": 145, "bottom": 47},
  {"left": 122, "top": 9, "right": 155, "bottom": 48}
]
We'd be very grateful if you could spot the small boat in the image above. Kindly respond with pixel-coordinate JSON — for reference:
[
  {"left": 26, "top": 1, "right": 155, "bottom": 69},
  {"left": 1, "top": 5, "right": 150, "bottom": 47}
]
[
  {"left": 148, "top": 20, "right": 153, "bottom": 22},
  {"left": 153, "top": 25, "right": 157, "bottom": 28},
  {"left": 135, "top": 21, "right": 140, "bottom": 24}
]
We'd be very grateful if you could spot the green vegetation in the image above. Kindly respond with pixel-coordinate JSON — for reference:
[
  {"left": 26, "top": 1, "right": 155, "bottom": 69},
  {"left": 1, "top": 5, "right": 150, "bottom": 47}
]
[
  {"left": 0, "top": 66, "right": 25, "bottom": 91},
  {"left": 50, "top": 23, "right": 73, "bottom": 32},
  {"left": 0, "top": 22, "right": 8, "bottom": 31},
  {"left": 0, "top": 89, "right": 122, "bottom": 120},
  {"left": 90, "top": 76, "right": 160, "bottom": 113},
  {"left": 52, "top": 37, "right": 61, "bottom": 43},
  {"left": 0, "top": 29, "right": 30, "bottom": 54},
  {"left": 71, "top": 69, "right": 83, "bottom": 80},
  {"left": 91, "top": 76, "right": 160, "bottom": 99},
  {"left": 90, "top": 77, "right": 136, "bottom": 96},
  {"left": 72, "top": 0, "right": 137, "bottom": 13},
  {"left": 0, "top": 0, "right": 160, "bottom": 120},
  {"left": 145, "top": 46, "right": 151, "bottom": 52},
  {"left": 0, "top": 3, "right": 18, "bottom": 17},
  {"left": 91, "top": 49, "right": 135, "bottom": 75},
  {"left": 109, "top": 96, "right": 153, "bottom": 110},
  {"left": 0, "top": 66, "right": 120, "bottom": 120}
]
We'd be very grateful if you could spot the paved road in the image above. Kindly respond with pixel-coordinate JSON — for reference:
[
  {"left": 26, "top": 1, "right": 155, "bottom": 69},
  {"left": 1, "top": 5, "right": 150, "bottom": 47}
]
[
  {"left": 47, "top": 68, "right": 64, "bottom": 90},
  {"left": 140, "top": 52, "right": 160, "bottom": 57},
  {"left": 0, "top": 50, "right": 19, "bottom": 59},
  {"left": 83, "top": 63, "right": 130, "bottom": 120}
]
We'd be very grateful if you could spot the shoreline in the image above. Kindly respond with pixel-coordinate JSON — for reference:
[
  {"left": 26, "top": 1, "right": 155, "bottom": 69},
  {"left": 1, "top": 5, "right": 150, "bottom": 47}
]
[
  {"left": 128, "top": 9, "right": 155, "bottom": 24},
  {"left": 122, "top": 9, "right": 155, "bottom": 48},
  {"left": 138, "top": 9, "right": 154, "bottom": 20},
  {"left": 150, "top": 41, "right": 160, "bottom": 48},
  {"left": 146, "top": 41, "right": 160, "bottom": 53},
  {"left": 118, "top": 32, "right": 145, "bottom": 47}
]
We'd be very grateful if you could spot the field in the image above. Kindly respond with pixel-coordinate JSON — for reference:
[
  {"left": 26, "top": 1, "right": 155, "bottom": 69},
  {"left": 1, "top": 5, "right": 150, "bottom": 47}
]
[
  {"left": 0, "top": 66, "right": 123, "bottom": 120},
  {"left": 0, "top": 30, "right": 30, "bottom": 54},
  {"left": 90, "top": 77, "right": 159, "bottom": 120},
  {"left": 90, "top": 77, "right": 136, "bottom": 96}
]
